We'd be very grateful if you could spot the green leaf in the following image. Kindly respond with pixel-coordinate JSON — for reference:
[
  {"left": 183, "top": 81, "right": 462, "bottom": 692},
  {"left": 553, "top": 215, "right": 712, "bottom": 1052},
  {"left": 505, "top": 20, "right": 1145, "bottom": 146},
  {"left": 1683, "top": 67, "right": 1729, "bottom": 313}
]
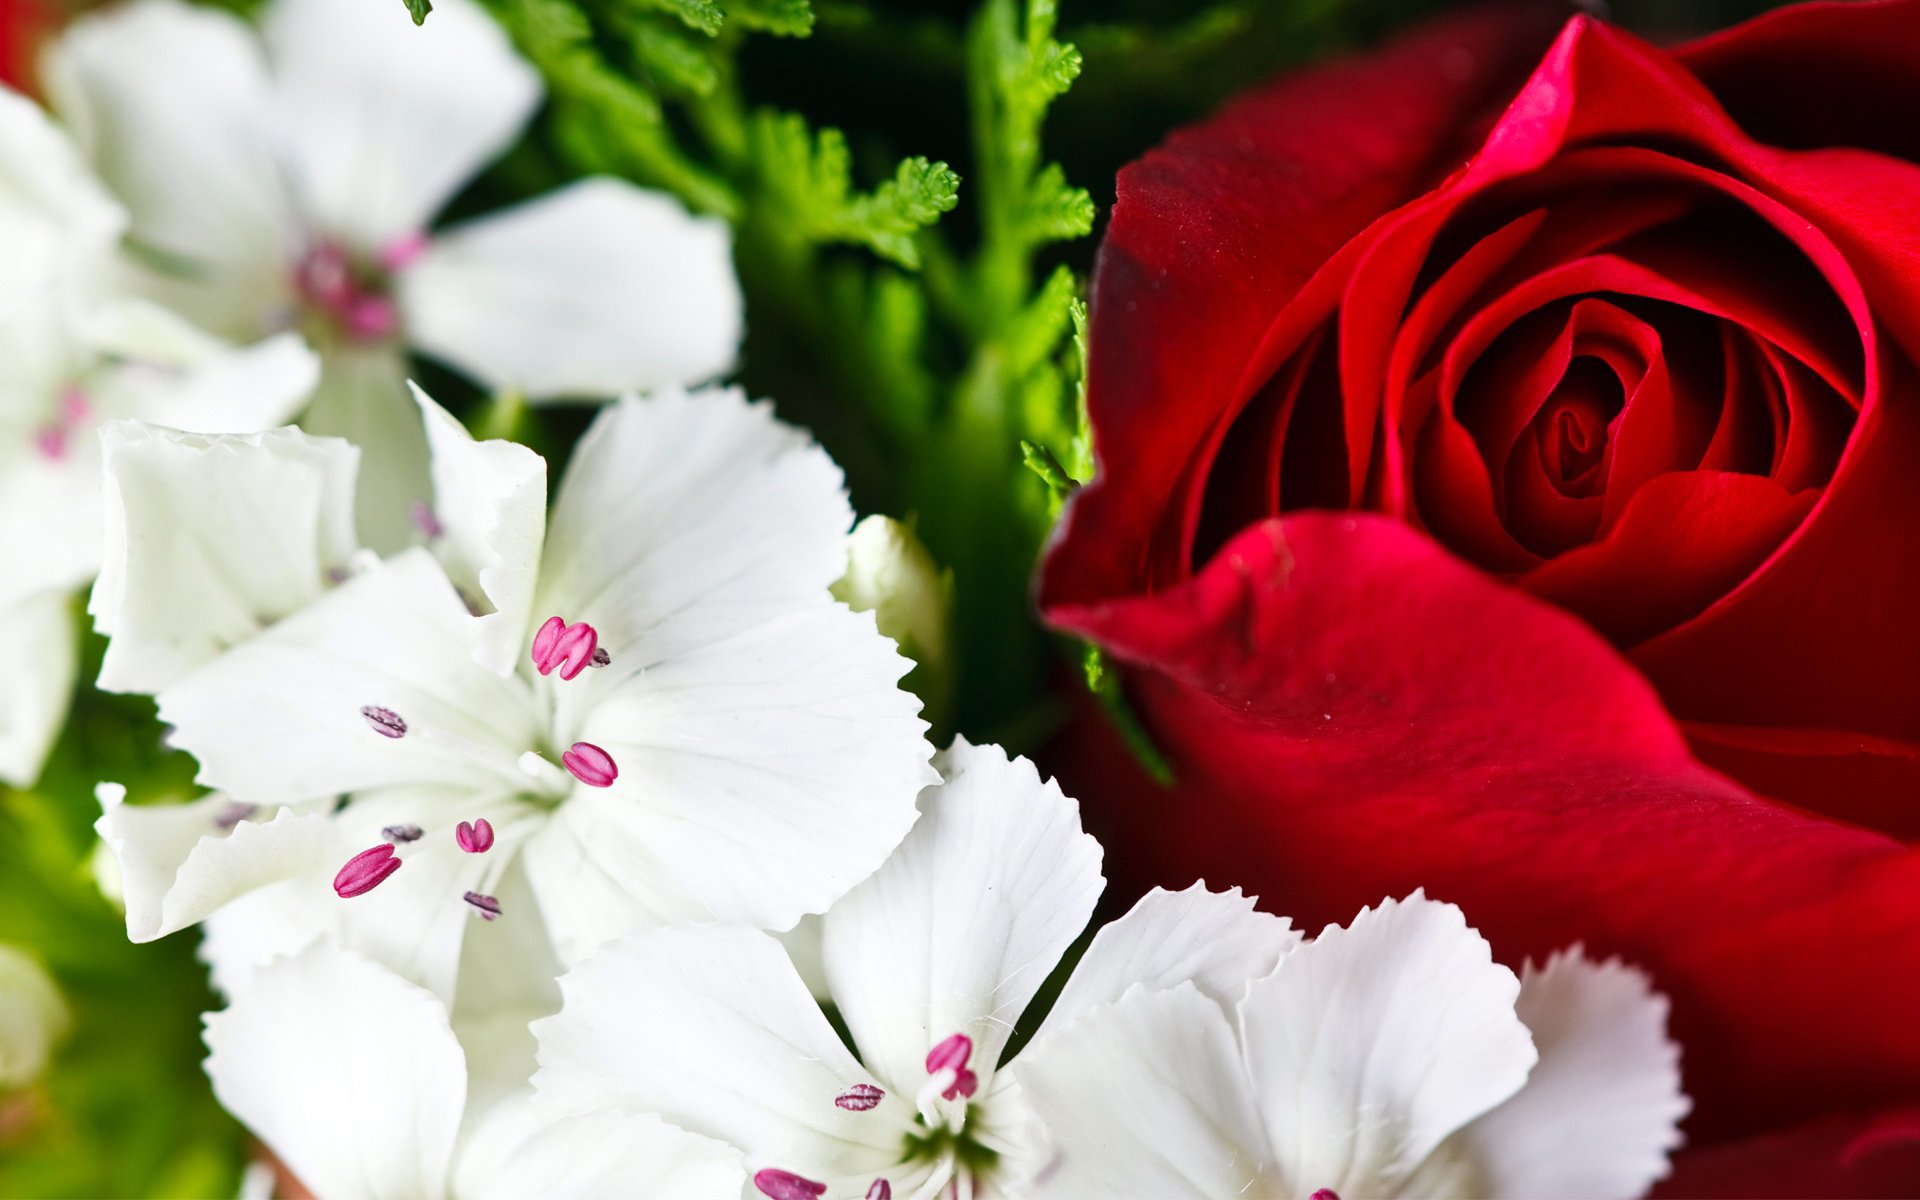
[
  {"left": 632, "top": 22, "right": 721, "bottom": 96},
  {"left": 633, "top": 0, "right": 724, "bottom": 37},
  {"left": 839, "top": 156, "right": 961, "bottom": 269},
  {"left": 1083, "top": 645, "right": 1175, "bottom": 786},
  {"left": 404, "top": 0, "right": 431, "bottom": 24},
  {"left": 1020, "top": 439, "right": 1075, "bottom": 503},
  {"left": 731, "top": 0, "right": 814, "bottom": 36},
  {"left": 750, "top": 112, "right": 960, "bottom": 268}
]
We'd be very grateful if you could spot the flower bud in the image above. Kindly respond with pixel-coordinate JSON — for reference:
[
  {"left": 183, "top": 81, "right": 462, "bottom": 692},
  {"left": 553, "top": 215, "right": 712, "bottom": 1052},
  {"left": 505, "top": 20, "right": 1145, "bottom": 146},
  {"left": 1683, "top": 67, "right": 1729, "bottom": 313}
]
[
  {"left": 832, "top": 516, "right": 952, "bottom": 727},
  {"left": 0, "top": 945, "right": 69, "bottom": 1090}
]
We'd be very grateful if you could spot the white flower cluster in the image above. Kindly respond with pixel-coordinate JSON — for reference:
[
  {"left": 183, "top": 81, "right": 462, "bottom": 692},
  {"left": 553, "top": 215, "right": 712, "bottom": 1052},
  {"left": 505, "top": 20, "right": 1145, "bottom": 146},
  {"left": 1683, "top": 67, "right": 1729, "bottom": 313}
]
[{"left": 4, "top": 0, "right": 1690, "bottom": 1196}]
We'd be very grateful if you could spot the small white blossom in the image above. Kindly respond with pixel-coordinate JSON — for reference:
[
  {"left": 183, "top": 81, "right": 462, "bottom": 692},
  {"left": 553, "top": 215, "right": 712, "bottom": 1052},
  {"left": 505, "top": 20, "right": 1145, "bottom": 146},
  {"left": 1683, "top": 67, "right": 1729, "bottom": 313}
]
[
  {"left": 532, "top": 738, "right": 1300, "bottom": 1200},
  {"left": 48, "top": 0, "right": 743, "bottom": 547},
  {"left": 91, "top": 386, "right": 936, "bottom": 1009},
  {"left": 1013, "top": 893, "right": 1691, "bottom": 1200},
  {"left": 0, "top": 944, "right": 68, "bottom": 1089},
  {"left": 0, "top": 87, "right": 317, "bottom": 787}
]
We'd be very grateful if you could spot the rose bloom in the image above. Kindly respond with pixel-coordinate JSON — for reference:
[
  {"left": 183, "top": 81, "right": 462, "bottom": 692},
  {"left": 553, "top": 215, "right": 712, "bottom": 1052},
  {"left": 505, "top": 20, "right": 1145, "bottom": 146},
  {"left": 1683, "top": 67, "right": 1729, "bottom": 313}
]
[{"left": 1040, "top": 2, "right": 1920, "bottom": 1193}]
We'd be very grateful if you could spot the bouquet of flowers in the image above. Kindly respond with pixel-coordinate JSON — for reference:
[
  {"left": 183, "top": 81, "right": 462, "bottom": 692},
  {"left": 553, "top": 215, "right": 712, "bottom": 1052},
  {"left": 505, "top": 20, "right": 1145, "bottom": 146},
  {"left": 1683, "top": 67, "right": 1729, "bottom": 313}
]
[{"left": 1, "top": 0, "right": 1914, "bottom": 1195}]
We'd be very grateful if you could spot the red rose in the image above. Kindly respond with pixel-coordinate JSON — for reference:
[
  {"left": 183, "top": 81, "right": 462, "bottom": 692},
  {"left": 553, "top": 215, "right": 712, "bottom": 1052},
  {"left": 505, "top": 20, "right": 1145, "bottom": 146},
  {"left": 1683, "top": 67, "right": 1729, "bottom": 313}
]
[{"left": 1040, "top": 1, "right": 1920, "bottom": 1189}]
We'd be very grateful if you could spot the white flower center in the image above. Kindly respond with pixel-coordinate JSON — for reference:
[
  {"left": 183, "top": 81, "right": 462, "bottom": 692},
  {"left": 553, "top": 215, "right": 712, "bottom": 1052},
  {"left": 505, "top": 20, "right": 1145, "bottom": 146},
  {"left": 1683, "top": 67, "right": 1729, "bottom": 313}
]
[{"left": 329, "top": 614, "right": 618, "bottom": 919}]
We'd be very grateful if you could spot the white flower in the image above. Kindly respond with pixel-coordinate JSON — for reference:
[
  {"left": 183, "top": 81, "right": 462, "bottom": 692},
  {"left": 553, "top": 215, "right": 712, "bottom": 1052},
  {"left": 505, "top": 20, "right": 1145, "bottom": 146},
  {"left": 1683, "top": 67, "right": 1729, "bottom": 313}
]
[
  {"left": 92, "top": 386, "right": 936, "bottom": 1006},
  {"left": 0, "top": 86, "right": 318, "bottom": 787},
  {"left": 0, "top": 944, "right": 69, "bottom": 1089},
  {"left": 1012, "top": 892, "right": 1691, "bottom": 1200},
  {"left": 531, "top": 738, "right": 1300, "bottom": 1200},
  {"left": 47, "top": 0, "right": 742, "bottom": 547},
  {"left": 204, "top": 939, "right": 744, "bottom": 1200}
]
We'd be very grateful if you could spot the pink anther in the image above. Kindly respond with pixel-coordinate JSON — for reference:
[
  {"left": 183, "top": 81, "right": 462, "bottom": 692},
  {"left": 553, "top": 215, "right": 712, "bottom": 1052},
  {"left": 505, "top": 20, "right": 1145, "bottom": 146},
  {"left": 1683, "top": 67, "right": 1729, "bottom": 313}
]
[
  {"left": 378, "top": 231, "right": 431, "bottom": 272},
  {"left": 753, "top": 1170, "right": 826, "bottom": 1200},
  {"left": 463, "top": 891, "right": 502, "bottom": 921},
  {"left": 925, "top": 1033, "right": 979, "bottom": 1101},
  {"left": 835, "top": 1083, "right": 884, "bottom": 1112},
  {"left": 866, "top": 1182, "right": 891, "bottom": 1200},
  {"left": 455, "top": 818, "right": 495, "bottom": 854},
  {"left": 361, "top": 705, "right": 407, "bottom": 739},
  {"left": 530, "top": 616, "right": 600, "bottom": 681},
  {"left": 334, "top": 844, "right": 402, "bottom": 898},
  {"left": 343, "top": 295, "right": 399, "bottom": 341},
  {"left": 561, "top": 741, "right": 617, "bottom": 788}
]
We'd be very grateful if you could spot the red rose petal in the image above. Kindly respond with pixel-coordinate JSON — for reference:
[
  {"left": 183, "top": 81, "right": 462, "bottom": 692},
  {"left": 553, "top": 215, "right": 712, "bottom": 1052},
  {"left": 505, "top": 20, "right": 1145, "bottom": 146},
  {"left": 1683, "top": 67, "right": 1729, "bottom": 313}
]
[
  {"left": 1653, "top": 1102, "right": 1920, "bottom": 1198},
  {"left": 1678, "top": 0, "right": 1920, "bottom": 163},
  {"left": 1048, "top": 4, "right": 1563, "bottom": 605},
  {"left": 1047, "top": 513, "right": 1920, "bottom": 1144},
  {"left": 1523, "top": 470, "right": 1818, "bottom": 648}
]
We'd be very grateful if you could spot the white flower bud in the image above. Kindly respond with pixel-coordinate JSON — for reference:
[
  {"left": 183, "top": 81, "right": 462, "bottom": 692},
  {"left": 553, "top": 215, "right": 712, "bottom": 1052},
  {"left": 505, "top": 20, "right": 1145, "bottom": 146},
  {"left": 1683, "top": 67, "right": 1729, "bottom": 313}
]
[
  {"left": 0, "top": 944, "right": 69, "bottom": 1090},
  {"left": 832, "top": 514, "right": 952, "bottom": 681}
]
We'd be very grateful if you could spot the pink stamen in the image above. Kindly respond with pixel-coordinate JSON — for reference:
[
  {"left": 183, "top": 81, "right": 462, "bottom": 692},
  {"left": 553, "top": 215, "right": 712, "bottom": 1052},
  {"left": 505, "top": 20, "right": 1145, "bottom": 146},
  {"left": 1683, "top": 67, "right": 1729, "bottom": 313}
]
[
  {"left": 463, "top": 891, "right": 502, "bottom": 921},
  {"left": 835, "top": 1083, "right": 884, "bottom": 1112},
  {"left": 925, "top": 1033, "right": 979, "bottom": 1101},
  {"left": 409, "top": 502, "right": 444, "bottom": 539},
  {"left": 33, "top": 424, "right": 68, "bottom": 460},
  {"left": 334, "top": 845, "right": 402, "bottom": 898},
  {"left": 378, "top": 231, "right": 430, "bottom": 272},
  {"left": 753, "top": 1170, "right": 826, "bottom": 1200},
  {"left": 58, "top": 387, "right": 90, "bottom": 423},
  {"left": 295, "top": 244, "right": 354, "bottom": 309},
  {"left": 867, "top": 1182, "right": 891, "bottom": 1200},
  {"left": 1310, "top": 1192, "right": 1341, "bottom": 1200},
  {"left": 530, "top": 616, "right": 600, "bottom": 681},
  {"left": 590, "top": 647, "right": 611, "bottom": 668},
  {"left": 361, "top": 705, "right": 407, "bottom": 739},
  {"left": 215, "top": 802, "right": 256, "bottom": 831},
  {"left": 382, "top": 824, "right": 424, "bottom": 844},
  {"left": 343, "top": 295, "right": 399, "bottom": 341},
  {"left": 455, "top": 818, "right": 495, "bottom": 854},
  {"left": 561, "top": 741, "right": 617, "bottom": 788}
]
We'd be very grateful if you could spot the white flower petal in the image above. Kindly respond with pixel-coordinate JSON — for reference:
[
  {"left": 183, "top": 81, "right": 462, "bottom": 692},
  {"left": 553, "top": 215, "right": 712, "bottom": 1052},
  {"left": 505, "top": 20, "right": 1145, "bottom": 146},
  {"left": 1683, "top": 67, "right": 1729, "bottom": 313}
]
[
  {"left": 538, "top": 388, "right": 852, "bottom": 661},
  {"left": 1035, "top": 884, "right": 1299, "bottom": 1045},
  {"left": 0, "top": 591, "right": 75, "bottom": 788},
  {"left": 1239, "top": 892, "right": 1538, "bottom": 1199},
  {"left": 45, "top": 0, "right": 294, "bottom": 339},
  {"left": 1014, "top": 983, "right": 1273, "bottom": 1200},
  {"left": 448, "top": 856, "right": 564, "bottom": 1025},
  {"left": 820, "top": 738, "right": 1102, "bottom": 1093},
  {"left": 401, "top": 179, "right": 740, "bottom": 399},
  {"left": 91, "top": 422, "right": 358, "bottom": 694},
  {"left": 94, "top": 787, "right": 329, "bottom": 942},
  {"left": 516, "top": 806, "right": 712, "bottom": 966},
  {"left": 412, "top": 383, "right": 546, "bottom": 676},
  {"left": 217, "top": 787, "right": 525, "bottom": 1002},
  {"left": 98, "top": 320, "right": 318, "bottom": 435},
  {"left": 299, "top": 345, "right": 431, "bottom": 554},
  {"left": 1454, "top": 949, "right": 1688, "bottom": 1200},
  {"left": 458, "top": 1108, "right": 746, "bottom": 1200},
  {"left": 204, "top": 941, "right": 466, "bottom": 1200},
  {"left": 562, "top": 603, "right": 932, "bottom": 943},
  {"left": 158, "top": 550, "right": 539, "bottom": 806},
  {"left": 0, "top": 86, "right": 125, "bottom": 315},
  {"left": 533, "top": 925, "right": 911, "bottom": 1174},
  {"left": 0, "top": 305, "right": 103, "bottom": 604},
  {"left": 260, "top": 0, "right": 538, "bottom": 250}
]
